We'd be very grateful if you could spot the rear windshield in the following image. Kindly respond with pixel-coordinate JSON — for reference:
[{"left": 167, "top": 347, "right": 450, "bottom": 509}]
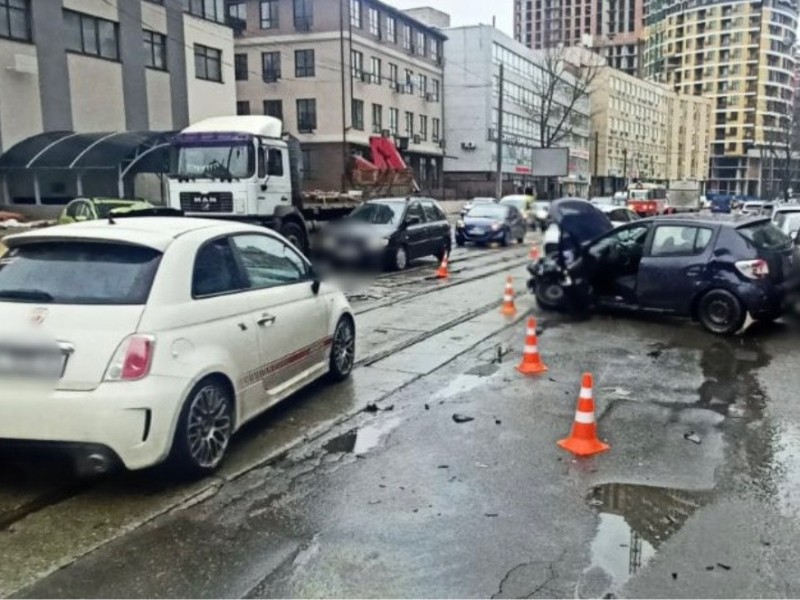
[
  {"left": 0, "top": 241, "right": 162, "bottom": 304},
  {"left": 737, "top": 221, "right": 793, "bottom": 251},
  {"left": 469, "top": 205, "right": 508, "bottom": 219}
]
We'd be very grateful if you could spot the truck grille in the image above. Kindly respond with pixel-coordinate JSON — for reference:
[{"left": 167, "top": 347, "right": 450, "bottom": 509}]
[{"left": 179, "top": 192, "right": 234, "bottom": 213}]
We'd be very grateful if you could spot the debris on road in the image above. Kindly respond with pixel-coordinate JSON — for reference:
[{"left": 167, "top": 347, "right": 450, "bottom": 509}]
[
  {"left": 683, "top": 431, "right": 702, "bottom": 444},
  {"left": 366, "top": 403, "right": 379, "bottom": 413},
  {"left": 452, "top": 413, "right": 475, "bottom": 424},
  {"left": 716, "top": 563, "right": 731, "bottom": 571},
  {"left": 484, "top": 513, "right": 499, "bottom": 517},
  {"left": 437, "top": 465, "right": 449, "bottom": 469}
]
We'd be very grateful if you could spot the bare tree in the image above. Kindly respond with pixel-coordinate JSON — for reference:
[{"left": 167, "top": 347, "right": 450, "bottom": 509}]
[
  {"left": 528, "top": 46, "right": 599, "bottom": 149},
  {"left": 766, "top": 101, "right": 800, "bottom": 202}
]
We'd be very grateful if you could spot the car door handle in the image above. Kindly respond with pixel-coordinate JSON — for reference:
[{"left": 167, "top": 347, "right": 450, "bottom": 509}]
[{"left": 257, "top": 314, "right": 277, "bottom": 327}]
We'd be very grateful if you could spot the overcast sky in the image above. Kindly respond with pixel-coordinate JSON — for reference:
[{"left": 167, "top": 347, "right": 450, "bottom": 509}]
[{"left": 389, "top": 0, "right": 515, "bottom": 36}]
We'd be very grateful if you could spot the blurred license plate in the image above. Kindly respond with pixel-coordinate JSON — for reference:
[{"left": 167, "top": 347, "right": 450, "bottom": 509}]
[
  {"left": 472, "top": 228, "right": 484, "bottom": 235},
  {"left": 0, "top": 343, "right": 69, "bottom": 380}
]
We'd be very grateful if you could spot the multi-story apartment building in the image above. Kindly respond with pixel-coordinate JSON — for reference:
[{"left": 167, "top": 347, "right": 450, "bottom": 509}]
[
  {"left": 513, "top": 0, "right": 643, "bottom": 76},
  {"left": 0, "top": 0, "right": 236, "bottom": 205},
  {"left": 231, "top": 0, "right": 446, "bottom": 193},
  {"left": 643, "top": 0, "right": 798, "bottom": 197},
  {"left": 444, "top": 25, "right": 591, "bottom": 199},
  {"left": 590, "top": 65, "right": 712, "bottom": 193}
]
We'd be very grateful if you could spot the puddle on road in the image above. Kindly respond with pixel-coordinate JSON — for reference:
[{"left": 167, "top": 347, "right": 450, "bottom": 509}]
[
  {"left": 582, "top": 483, "right": 711, "bottom": 596},
  {"left": 322, "top": 416, "right": 403, "bottom": 457},
  {"left": 430, "top": 364, "right": 500, "bottom": 401}
]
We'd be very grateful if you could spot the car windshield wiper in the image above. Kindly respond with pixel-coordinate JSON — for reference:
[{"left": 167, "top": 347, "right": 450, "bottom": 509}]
[{"left": 0, "top": 289, "right": 54, "bottom": 302}]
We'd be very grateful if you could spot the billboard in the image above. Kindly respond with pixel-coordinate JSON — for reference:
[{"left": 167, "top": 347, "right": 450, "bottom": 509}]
[{"left": 531, "top": 148, "right": 569, "bottom": 177}]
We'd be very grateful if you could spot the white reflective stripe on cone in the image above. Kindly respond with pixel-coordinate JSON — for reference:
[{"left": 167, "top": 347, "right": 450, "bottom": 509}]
[
  {"left": 574, "top": 411, "right": 595, "bottom": 424},
  {"left": 504, "top": 295, "right": 513, "bottom": 301},
  {"left": 579, "top": 387, "right": 593, "bottom": 399},
  {"left": 526, "top": 328, "right": 536, "bottom": 336},
  {"left": 524, "top": 345, "right": 538, "bottom": 354}
]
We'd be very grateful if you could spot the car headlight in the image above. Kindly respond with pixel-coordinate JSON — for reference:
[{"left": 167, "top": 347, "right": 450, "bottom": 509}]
[
  {"left": 368, "top": 237, "right": 390, "bottom": 249},
  {"left": 491, "top": 222, "right": 501, "bottom": 231},
  {"left": 457, "top": 220, "right": 465, "bottom": 228}
]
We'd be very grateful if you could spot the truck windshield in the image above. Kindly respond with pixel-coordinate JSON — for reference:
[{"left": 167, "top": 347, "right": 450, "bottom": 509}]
[{"left": 173, "top": 143, "right": 254, "bottom": 180}]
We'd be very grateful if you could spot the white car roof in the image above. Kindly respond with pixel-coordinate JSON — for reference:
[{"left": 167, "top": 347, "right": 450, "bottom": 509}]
[{"left": 4, "top": 217, "right": 269, "bottom": 252}]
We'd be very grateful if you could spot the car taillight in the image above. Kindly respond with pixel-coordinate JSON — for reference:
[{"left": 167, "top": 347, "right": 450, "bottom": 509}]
[
  {"left": 735, "top": 259, "right": 770, "bottom": 280},
  {"left": 104, "top": 335, "right": 156, "bottom": 381}
]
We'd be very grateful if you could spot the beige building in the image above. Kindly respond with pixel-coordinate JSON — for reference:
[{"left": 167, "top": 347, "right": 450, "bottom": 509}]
[
  {"left": 514, "top": 0, "right": 644, "bottom": 76},
  {"left": 590, "top": 66, "right": 712, "bottom": 194},
  {"left": 230, "top": 0, "right": 446, "bottom": 193},
  {"left": 0, "top": 0, "right": 235, "bottom": 206},
  {"left": 643, "top": 0, "right": 798, "bottom": 197}
]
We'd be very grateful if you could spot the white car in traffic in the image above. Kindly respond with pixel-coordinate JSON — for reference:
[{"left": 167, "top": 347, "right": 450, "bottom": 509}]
[{"left": 0, "top": 217, "right": 355, "bottom": 476}]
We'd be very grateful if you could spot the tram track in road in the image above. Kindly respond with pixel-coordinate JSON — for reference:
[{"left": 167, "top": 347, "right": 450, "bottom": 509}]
[{"left": 0, "top": 245, "right": 535, "bottom": 559}]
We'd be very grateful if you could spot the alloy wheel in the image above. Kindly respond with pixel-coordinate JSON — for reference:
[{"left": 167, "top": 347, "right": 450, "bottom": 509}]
[{"left": 186, "top": 385, "right": 233, "bottom": 469}]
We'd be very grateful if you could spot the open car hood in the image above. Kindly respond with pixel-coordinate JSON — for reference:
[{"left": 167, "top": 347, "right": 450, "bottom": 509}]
[{"left": 549, "top": 198, "right": 613, "bottom": 245}]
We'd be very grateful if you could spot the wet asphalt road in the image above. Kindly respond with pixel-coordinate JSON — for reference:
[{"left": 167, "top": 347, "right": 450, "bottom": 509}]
[{"left": 4, "top": 237, "right": 800, "bottom": 598}]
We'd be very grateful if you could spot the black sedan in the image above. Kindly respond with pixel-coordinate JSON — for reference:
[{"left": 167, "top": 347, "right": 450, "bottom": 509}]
[
  {"left": 455, "top": 204, "right": 527, "bottom": 247},
  {"left": 322, "top": 197, "right": 452, "bottom": 271}
]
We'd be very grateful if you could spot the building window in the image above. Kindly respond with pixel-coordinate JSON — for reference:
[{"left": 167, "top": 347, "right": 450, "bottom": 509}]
[
  {"left": 416, "top": 31, "right": 426, "bottom": 56},
  {"left": 389, "top": 63, "right": 398, "bottom": 86},
  {"left": 0, "top": 0, "right": 31, "bottom": 42},
  {"left": 260, "top": 0, "right": 278, "bottom": 29},
  {"left": 371, "top": 56, "right": 382, "bottom": 84},
  {"left": 185, "top": 0, "right": 226, "bottom": 24},
  {"left": 405, "top": 111, "right": 414, "bottom": 136},
  {"left": 402, "top": 24, "right": 411, "bottom": 50},
  {"left": 404, "top": 68, "right": 414, "bottom": 92},
  {"left": 389, "top": 108, "right": 399, "bottom": 135},
  {"left": 368, "top": 6, "right": 380, "bottom": 37},
  {"left": 418, "top": 74, "right": 427, "bottom": 97},
  {"left": 430, "top": 38, "right": 440, "bottom": 62},
  {"left": 387, "top": 16, "right": 396, "bottom": 43},
  {"left": 432, "top": 117, "right": 440, "bottom": 142},
  {"left": 64, "top": 10, "right": 119, "bottom": 60},
  {"left": 234, "top": 53, "right": 248, "bottom": 80},
  {"left": 262, "top": 51, "right": 281, "bottom": 82},
  {"left": 352, "top": 99, "right": 364, "bottom": 130},
  {"left": 350, "top": 0, "right": 362, "bottom": 28},
  {"left": 227, "top": 1, "right": 246, "bottom": 21},
  {"left": 293, "top": 0, "right": 312, "bottom": 30},
  {"left": 419, "top": 115, "right": 428, "bottom": 140},
  {"left": 351, "top": 49, "right": 363, "bottom": 77},
  {"left": 264, "top": 99, "right": 283, "bottom": 119},
  {"left": 143, "top": 29, "right": 167, "bottom": 70},
  {"left": 297, "top": 98, "right": 317, "bottom": 132},
  {"left": 194, "top": 44, "right": 222, "bottom": 81},
  {"left": 237, "top": 101, "right": 251, "bottom": 115},
  {"left": 295, "top": 49, "right": 314, "bottom": 77},
  {"left": 432, "top": 79, "right": 440, "bottom": 101},
  {"left": 372, "top": 103, "right": 383, "bottom": 133}
]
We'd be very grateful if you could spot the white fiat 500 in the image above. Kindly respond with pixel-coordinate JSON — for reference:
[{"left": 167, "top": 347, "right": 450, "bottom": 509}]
[{"left": 0, "top": 217, "right": 355, "bottom": 476}]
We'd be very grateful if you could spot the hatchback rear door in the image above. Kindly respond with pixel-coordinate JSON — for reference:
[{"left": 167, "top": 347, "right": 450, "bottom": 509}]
[
  {"left": 636, "top": 224, "right": 717, "bottom": 313},
  {"left": 736, "top": 220, "right": 797, "bottom": 285}
]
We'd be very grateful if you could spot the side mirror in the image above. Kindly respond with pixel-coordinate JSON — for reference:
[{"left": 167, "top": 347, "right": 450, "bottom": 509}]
[
  {"left": 260, "top": 183, "right": 268, "bottom": 192},
  {"left": 311, "top": 279, "right": 321, "bottom": 295}
]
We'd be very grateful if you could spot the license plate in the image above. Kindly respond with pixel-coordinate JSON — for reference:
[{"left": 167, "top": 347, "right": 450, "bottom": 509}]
[
  {"left": 0, "top": 343, "right": 70, "bottom": 380},
  {"left": 472, "top": 228, "right": 484, "bottom": 235}
]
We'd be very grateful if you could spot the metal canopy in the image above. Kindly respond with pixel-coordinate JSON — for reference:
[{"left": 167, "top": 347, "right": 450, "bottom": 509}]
[{"left": 0, "top": 130, "right": 176, "bottom": 171}]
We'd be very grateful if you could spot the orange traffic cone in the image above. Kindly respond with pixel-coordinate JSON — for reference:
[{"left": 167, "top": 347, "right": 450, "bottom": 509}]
[
  {"left": 500, "top": 276, "right": 517, "bottom": 316},
  {"left": 436, "top": 253, "right": 449, "bottom": 279},
  {"left": 529, "top": 245, "right": 540, "bottom": 260},
  {"left": 516, "top": 317, "right": 548, "bottom": 375},
  {"left": 557, "top": 373, "right": 610, "bottom": 457}
]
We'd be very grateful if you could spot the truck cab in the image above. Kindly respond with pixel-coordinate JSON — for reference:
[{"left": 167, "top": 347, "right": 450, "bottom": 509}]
[{"left": 168, "top": 116, "right": 309, "bottom": 252}]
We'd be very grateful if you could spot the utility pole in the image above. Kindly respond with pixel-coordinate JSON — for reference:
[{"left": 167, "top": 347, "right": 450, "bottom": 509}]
[
  {"left": 593, "top": 130, "right": 599, "bottom": 196},
  {"left": 495, "top": 63, "right": 504, "bottom": 200}
]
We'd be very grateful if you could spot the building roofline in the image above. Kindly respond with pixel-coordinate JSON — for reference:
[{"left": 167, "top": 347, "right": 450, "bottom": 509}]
[{"left": 368, "top": 0, "right": 448, "bottom": 40}]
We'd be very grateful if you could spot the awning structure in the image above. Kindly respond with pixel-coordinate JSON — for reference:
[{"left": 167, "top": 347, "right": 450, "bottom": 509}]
[{"left": 0, "top": 130, "right": 176, "bottom": 204}]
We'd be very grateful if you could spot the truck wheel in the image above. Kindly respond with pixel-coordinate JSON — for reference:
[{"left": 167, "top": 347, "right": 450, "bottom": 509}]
[{"left": 279, "top": 221, "right": 308, "bottom": 254}]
